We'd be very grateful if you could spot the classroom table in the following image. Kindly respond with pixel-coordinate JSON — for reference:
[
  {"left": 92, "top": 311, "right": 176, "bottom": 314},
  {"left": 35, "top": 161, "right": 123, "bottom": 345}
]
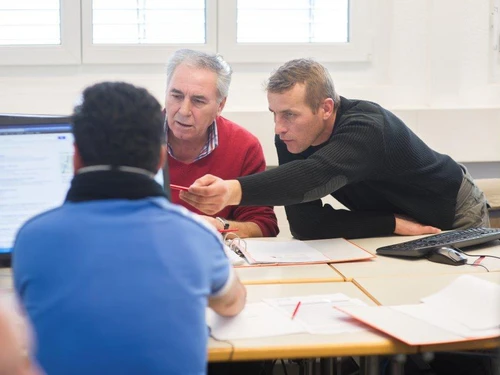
[
  {"left": 331, "top": 236, "right": 500, "bottom": 280},
  {"left": 353, "top": 272, "right": 500, "bottom": 306},
  {"left": 236, "top": 264, "right": 344, "bottom": 285},
  {"left": 207, "top": 282, "right": 417, "bottom": 366},
  {"left": 352, "top": 272, "right": 500, "bottom": 355}
]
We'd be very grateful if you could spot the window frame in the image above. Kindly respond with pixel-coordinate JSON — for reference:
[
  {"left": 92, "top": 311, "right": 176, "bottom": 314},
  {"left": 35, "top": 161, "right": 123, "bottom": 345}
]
[
  {"left": 217, "top": 0, "right": 373, "bottom": 63},
  {"left": 0, "top": 0, "right": 372, "bottom": 66},
  {"left": 0, "top": 0, "right": 81, "bottom": 66},
  {"left": 80, "top": 0, "right": 217, "bottom": 64}
]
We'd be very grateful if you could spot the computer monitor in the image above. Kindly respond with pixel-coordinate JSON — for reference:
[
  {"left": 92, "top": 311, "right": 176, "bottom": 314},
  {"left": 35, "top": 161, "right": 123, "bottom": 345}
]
[{"left": 0, "top": 115, "right": 170, "bottom": 264}]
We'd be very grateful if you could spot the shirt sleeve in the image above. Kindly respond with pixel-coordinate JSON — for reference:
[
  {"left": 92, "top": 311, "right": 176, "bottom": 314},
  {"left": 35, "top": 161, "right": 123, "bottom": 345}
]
[{"left": 209, "top": 238, "right": 234, "bottom": 297}]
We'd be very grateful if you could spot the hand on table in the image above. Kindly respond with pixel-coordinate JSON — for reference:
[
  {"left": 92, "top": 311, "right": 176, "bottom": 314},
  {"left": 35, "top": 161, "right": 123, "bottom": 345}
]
[{"left": 394, "top": 214, "right": 441, "bottom": 236}]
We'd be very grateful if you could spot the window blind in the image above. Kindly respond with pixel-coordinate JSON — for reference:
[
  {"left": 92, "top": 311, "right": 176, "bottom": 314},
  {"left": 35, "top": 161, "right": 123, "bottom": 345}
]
[
  {"left": 92, "top": 0, "right": 206, "bottom": 44},
  {"left": 237, "top": 0, "right": 349, "bottom": 43},
  {"left": 0, "top": 0, "right": 60, "bottom": 45}
]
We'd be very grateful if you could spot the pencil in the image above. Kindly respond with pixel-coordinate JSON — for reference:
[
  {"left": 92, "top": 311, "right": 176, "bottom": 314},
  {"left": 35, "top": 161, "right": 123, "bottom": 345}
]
[
  {"left": 291, "top": 301, "right": 301, "bottom": 320},
  {"left": 170, "top": 184, "right": 189, "bottom": 191}
]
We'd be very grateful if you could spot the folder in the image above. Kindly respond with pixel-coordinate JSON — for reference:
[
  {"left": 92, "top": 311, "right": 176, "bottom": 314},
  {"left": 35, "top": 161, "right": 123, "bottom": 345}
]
[
  {"left": 338, "top": 275, "right": 500, "bottom": 345},
  {"left": 236, "top": 238, "right": 374, "bottom": 266}
]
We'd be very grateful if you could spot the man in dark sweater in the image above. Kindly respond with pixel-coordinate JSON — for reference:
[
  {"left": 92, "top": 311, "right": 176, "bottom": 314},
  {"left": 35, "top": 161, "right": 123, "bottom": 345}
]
[{"left": 180, "top": 59, "right": 490, "bottom": 239}]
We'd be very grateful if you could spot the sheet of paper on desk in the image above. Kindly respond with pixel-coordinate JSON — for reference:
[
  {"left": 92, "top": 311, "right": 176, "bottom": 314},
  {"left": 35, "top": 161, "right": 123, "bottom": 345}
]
[
  {"left": 338, "top": 275, "right": 500, "bottom": 345},
  {"left": 419, "top": 274, "right": 500, "bottom": 330},
  {"left": 240, "top": 239, "right": 331, "bottom": 264},
  {"left": 264, "top": 293, "right": 368, "bottom": 335},
  {"left": 206, "top": 302, "right": 305, "bottom": 340}
]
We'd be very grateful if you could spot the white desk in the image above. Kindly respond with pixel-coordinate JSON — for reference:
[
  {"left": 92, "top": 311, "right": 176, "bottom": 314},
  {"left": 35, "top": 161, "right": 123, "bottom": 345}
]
[{"left": 236, "top": 264, "right": 344, "bottom": 284}]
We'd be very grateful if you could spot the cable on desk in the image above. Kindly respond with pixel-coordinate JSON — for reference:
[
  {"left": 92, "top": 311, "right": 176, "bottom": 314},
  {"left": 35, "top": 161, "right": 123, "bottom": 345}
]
[
  {"left": 208, "top": 327, "right": 236, "bottom": 362},
  {"left": 459, "top": 251, "right": 500, "bottom": 261},
  {"left": 467, "top": 262, "right": 490, "bottom": 272}
]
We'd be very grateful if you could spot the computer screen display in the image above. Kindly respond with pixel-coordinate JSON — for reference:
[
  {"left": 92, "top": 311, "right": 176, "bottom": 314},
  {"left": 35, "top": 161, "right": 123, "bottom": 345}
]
[{"left": 0, "top": 117, "right": 167, "bottom": 258}]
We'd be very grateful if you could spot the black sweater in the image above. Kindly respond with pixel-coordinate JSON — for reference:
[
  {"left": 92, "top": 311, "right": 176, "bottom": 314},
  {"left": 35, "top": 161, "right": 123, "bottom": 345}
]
[{"left": 237, "top": 97, "right": 463, "bottom": 239}]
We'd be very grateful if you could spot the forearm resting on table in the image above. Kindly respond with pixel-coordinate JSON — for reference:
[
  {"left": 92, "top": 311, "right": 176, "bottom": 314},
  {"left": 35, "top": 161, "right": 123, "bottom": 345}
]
[{"left": 209, "top": 277, "right": 246, "bottom": 317}]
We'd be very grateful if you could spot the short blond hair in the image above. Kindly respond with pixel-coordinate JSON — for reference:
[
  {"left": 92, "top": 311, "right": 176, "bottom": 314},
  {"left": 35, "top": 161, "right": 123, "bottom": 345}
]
[{"left": 266, "top": 59, "right": 339, "bottom": 113}]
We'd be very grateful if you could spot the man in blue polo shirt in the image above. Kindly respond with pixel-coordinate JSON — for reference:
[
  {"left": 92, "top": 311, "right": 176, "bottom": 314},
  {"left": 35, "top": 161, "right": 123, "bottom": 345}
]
[{"left": 13, "top": 81, "right": 246, "bottom": 375}]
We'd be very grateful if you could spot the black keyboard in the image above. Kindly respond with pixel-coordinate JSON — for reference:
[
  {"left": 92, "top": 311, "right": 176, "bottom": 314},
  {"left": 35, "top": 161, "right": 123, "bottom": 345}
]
[{"left": 376, "top": 227, "right": 500, "bottom": 258}]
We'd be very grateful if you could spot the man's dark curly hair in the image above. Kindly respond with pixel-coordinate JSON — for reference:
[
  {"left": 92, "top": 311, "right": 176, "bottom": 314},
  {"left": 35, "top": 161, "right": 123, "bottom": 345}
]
[{"left": 72, "top": 81, "right": 164, "bottom": 174}]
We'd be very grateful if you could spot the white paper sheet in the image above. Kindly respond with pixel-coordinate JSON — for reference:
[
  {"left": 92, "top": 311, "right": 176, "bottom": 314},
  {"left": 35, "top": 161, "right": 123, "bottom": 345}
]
[
  {"left": 241, "top": 239, "right": 331, "bottom": 264},
  {"left": 206, "top": 302, "right": 305, "bottom": 340},
  {"left": 419, "top": 274, "right": 500, "bottom": 330},
  {"left": 264, "top": 293, "right": 368, "bottom": 334},
  {"left": 339, "top": 275, "right": 500, "bottom": 345}
]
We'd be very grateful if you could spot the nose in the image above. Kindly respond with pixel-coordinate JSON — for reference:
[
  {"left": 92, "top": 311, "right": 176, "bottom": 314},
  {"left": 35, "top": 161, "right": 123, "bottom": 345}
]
[
  {"left": 179, "top": 98, "right": 192, "bottom": 116},
  {"left": 274, "top": 116, "right": 287, "bottom": 136}
]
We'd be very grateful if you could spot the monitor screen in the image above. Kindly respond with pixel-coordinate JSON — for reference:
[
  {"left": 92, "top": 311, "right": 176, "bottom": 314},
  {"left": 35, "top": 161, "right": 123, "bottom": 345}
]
[{"left": 0, "top": 116, "right": 169, "bottom": 260}]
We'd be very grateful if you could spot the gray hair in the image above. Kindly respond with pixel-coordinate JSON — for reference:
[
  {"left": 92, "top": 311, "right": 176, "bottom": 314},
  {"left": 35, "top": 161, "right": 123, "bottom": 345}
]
[
  {"left": 166, "top": 49, "right": 232, "bottom": 103},
  {"left": 266, "top": 58, "right": 340, "bottom": 113}
]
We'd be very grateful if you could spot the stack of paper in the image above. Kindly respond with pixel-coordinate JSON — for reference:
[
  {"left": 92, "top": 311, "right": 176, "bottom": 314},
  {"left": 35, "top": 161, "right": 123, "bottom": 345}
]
[
  {"left": 339, "top": 275, "right": 500, "bottom": 345},
  {"left": 206, "top": 293, "right": 368, "bottom": 340},
  {"left": 206, "top": 302, "right": 305, "bottom": 340},
  {"left": 264, "top": 293, "right": 367, "bottom": 335}
]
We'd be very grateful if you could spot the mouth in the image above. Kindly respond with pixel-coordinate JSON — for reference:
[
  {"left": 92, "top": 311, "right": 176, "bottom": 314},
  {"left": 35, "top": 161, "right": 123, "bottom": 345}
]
[{"left": 174, "top": 120, "right": 193, "bottom": 128}]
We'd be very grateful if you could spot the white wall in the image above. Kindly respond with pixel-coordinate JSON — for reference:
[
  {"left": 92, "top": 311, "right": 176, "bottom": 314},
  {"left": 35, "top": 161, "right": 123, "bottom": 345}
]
[{"left": 0, "top": 0, "right": 499, "bottom": 169}]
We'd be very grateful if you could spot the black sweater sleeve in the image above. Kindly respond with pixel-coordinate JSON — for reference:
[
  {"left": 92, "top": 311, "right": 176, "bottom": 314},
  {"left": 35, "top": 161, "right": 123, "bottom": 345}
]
[
  {"left": 238, "top": 116, "right": 386, "bottom": 206},
  {"left": 285, "top": 200, "right": 395, "bottom": 240}
]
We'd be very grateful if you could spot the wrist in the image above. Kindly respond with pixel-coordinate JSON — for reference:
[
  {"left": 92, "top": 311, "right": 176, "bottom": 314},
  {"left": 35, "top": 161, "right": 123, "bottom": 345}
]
[
  {"left": 215, "top": 216, "right": 230, "bottom": 230},
  {"left": 228, "top": 180, "right": 242, "bottom": 205}
]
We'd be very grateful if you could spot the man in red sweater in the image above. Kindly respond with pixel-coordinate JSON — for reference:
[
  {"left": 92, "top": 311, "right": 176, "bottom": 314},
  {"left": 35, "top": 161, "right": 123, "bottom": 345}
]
[{"left": 164, "top": 49, "right": 278, "bottom": 238}]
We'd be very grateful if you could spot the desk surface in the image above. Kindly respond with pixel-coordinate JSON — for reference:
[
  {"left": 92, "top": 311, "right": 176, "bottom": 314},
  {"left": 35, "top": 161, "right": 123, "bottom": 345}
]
[
  {"left": 352, "top": 272, "right": 500, "bottom": 353},
  {"left": 236, "top": 264, "right": 344, "bottom": 284},
  {"left": 332, "top": 236, "right": 498, "bottom": 280},
  {"left": 208, "top": 282, "right": 416, "bottom": 361},
  {"left": 353, "top": 272, "right": 500, "bottom": 306}
]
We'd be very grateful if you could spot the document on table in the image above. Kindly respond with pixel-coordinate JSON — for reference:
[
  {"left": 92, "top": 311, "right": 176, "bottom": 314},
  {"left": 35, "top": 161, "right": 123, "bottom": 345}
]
[
  {"left": 206, "top": 302, "right": 305, "bottom": 340},
  {"left": 239, "top": 238, "right": 373, "bottom": 265},
  {"left": 263, "top": 293, "right": 368, "bottom": 335},
  {"left": 339, "top": 275, "right": 500, "bottom": 345}
]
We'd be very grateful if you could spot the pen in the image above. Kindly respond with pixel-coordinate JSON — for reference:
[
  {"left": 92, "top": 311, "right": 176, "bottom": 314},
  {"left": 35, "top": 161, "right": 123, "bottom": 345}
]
[
  {"left": 291, "top": 301, "right": 301, "bottom": 320},
  {"left": 218, "top": 228, "right": 239, "bottom": 233},
  {"left": 170, "top": 184, "right": 189, "bottom": 192}
]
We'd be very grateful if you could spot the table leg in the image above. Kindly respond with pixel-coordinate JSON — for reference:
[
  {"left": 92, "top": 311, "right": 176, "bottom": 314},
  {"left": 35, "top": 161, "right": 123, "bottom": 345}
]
[
  {"left": 391, "top": 354, "right": 406, "bottom": 375},
  {"left": 359, "top": 356, "right": 379, "bottom": 375}
]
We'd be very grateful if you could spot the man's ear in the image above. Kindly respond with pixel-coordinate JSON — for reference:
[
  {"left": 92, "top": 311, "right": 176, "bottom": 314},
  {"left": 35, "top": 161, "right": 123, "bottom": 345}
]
[
  {"left": 321, "top": 98, "right": 334, "bottom": 120},
  {"left": 157, "top": 145, "right": 167, "bottom": 171},
  {"left": 216, "top": 97, "right": 227, "bottom": 116},
  {"left": 73, "top": 143, "right": 84, "bottom": 174}
]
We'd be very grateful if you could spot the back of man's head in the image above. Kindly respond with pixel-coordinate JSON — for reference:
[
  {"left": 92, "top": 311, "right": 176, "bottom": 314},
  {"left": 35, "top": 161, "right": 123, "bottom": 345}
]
[
  {"left": 266, "top": 58, "right": 340, "bottom": 113},
  {"left": 72, "top": 82, "right": 164, "bottom": 174}
]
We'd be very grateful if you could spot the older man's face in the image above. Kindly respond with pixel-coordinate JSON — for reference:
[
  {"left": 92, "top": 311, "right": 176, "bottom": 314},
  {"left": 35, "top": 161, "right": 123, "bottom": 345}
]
[{"left": 165, "top": 64, "right": 224, "bottom": 144}]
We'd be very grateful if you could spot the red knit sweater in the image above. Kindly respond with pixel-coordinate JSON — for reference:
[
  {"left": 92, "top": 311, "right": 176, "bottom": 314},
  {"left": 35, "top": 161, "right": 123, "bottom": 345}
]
[{"left": 168, "top": 116, "right": 279, "bottom": 237}]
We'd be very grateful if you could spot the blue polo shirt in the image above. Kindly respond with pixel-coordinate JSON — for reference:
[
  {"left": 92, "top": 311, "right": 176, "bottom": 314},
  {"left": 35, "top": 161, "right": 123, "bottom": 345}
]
[{"left": 13, "top": 197, "right": 231, "bottom": 375}]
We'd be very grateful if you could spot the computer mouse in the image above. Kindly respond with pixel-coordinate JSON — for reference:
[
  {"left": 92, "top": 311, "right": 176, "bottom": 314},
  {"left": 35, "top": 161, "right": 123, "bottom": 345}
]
[{"left": 426, "top": 247, "right": 467, "bottom": 266}]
